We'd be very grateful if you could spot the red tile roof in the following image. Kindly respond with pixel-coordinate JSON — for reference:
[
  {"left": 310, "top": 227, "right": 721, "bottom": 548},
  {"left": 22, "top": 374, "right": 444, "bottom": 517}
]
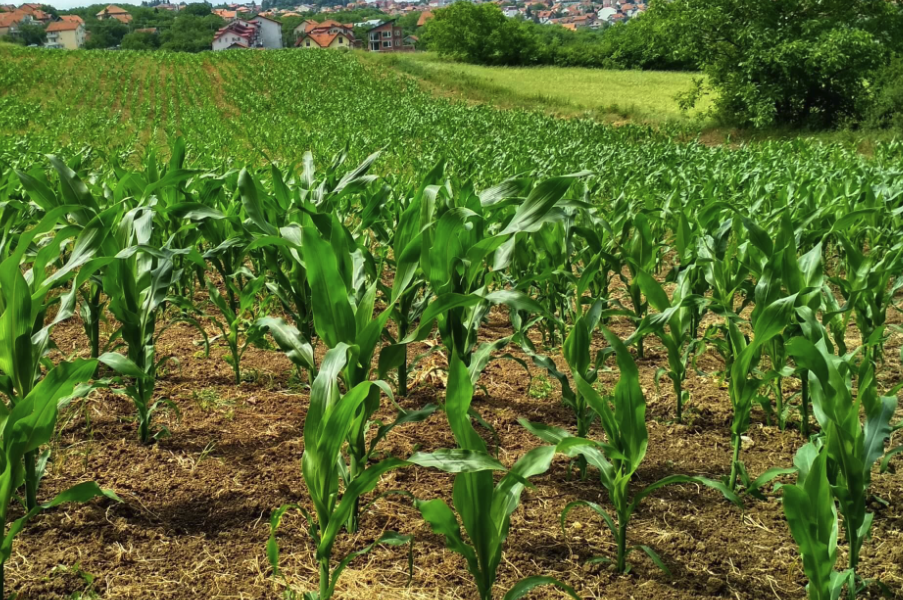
[
  {"left": 0, "top": 9, "right": 27, "bottom": 27},
  {"left": 46, "top": 19, "right": 80, "bottom": 31},
  {"left": 96, "top": 4, "right": 129, "bottom": 16},
  {"left": 60, "top": 14, "right": 84, "bottom": 24},
  {"left": 297, "top": 30, "right": 337, "bottom": 47}
]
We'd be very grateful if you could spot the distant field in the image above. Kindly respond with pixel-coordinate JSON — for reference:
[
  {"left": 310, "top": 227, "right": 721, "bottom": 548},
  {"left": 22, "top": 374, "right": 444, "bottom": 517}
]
[{"left": 364, "top": 52, "right": 714, "bottom": 124}]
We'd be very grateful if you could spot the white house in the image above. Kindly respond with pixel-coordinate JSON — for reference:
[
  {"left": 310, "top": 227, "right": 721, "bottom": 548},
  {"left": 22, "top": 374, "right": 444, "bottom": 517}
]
[
  {"left": 597, "top": 7, "right": 617, "bottom": 21},
  {"left": 212, "top": 19, "right": 260, "bottom": 50},
  {"left": 250, "top": 14, "right": 283, "bottom": 48}
]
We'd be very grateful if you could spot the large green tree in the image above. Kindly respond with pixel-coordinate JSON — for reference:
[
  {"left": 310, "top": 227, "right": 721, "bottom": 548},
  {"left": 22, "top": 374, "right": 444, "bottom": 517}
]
[
  {"left": 422, "top": 2, "right": 538, "bottom": 65},
  {"left": 658, "top": 0, "right": 903, "bottom": 127},
  {"left": 17, "top": 22, "right": 46, "bottom": 46}
]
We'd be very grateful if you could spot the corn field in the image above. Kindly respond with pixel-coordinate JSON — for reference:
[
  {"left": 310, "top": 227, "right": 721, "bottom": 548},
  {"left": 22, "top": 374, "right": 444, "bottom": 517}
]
[{"left": 0, "top": 45, "right": 902, "bottom": 600}]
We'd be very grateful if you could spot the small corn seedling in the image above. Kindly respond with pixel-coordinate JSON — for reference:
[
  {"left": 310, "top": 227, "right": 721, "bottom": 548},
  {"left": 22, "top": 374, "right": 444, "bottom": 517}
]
[
  {"left": 414, "top": 355, "right": 581, "bottom": 600},
  {"left": 786, "top": 337, "right": 897, "bottom": 596},
  {"left": 629, "top": 267, "right": 706, "bottom": 423},
  {"left": 783, "top": 441, "right": 853, "bottom": 600},
  {"left": 266, "top": 345, "right": 480, "bottom": 599},
  {"left": 205, "top": 274, "right": 269, "bottom": 384},
  {"left": 267, "top": 345, "right": 413, "bottom": 600},
  {"left": 524, "top": 327, "right": 740, "bottom": 574}
]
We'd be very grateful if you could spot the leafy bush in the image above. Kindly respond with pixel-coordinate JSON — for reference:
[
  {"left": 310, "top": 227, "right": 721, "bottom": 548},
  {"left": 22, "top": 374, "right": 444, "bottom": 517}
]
[
  {"left": 422, "top": 2, "right": 538, "bottom": 65},
  {"left": 663, "top": 0, "right": 903, "bottom": 127},
  {"left": 863, "top": 57, "right": 903, "bottom": 130}
]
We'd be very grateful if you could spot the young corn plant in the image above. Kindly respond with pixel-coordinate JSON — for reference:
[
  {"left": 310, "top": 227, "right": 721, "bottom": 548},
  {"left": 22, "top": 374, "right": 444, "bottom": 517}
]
[
  {"left": 525, "top": 310, "right": 606, "bottom": 478},
  {"left": 99, "top": 209, "right": 207, "bottom": 443},
  {"left": 830, "top": 234, "right": 903, "bottom": 365},
  {"left": 0, "top": 210, "right": 113, "bottom": 510},
  {"left": 414, "top": 355, "right": 581, "bottom": 600},
  {"left": 267, "top": 345, "right": 412, "bottom": 600},
  {"left": 726, "top": 293, "right": 798, "bottom": 491},
  {"left": 783, "top": 441, "right": 853, "bottom": 600},
  {"left": 205, "top": 274, "right": 269, "bottom": 384},
  {"left": 786, "top": 338, "right": 897, "bottom": 596},
  {"left": 629, "top": 267, "right": 706, "bottom": 423},
  {"left": 401, "top": 172, "right": 585, "bottom": 367},
  {"left": 615, "top": 212, "right": 660, "bottom": 359},
  {"left": 297, "top": 220, "right": 439, "bottom": 532},
  {"left": 523, "top": 327, "right": 739, "bottom": 574},
  {"left": 0, "top": 357, "right": 120, "bottom": 599}
]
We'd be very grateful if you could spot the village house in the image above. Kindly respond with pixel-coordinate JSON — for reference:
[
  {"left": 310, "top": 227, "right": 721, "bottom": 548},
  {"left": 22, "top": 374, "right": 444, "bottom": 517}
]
[
  {"left": 96, "top": 4, "right": 132, "bottom": 23},
  {"left": 18, "top": 3, "right": 50, "bottom": 23},
  {"left": 212, "top": 19, "right": 260, "bottom": 50},
  {"left": 295, "top": 19, "right": 357, "bottom": 49},
  {"left": 0, "top": 9, "right": 34, "bottom": 37},
  {"left": 366, "top": 19, "right": 412, "bottom": 52},
  {"left": 44, "top": 18, "right": 85, "bottom": 49},
  {"left": 249, "top": 14, "right": 282, "bottom": 48}
]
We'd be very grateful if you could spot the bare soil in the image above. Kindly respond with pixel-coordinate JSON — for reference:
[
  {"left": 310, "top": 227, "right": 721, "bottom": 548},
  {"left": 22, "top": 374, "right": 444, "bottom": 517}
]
[{"left": 7, "top": 302, "right": 903, "bottom": 600}]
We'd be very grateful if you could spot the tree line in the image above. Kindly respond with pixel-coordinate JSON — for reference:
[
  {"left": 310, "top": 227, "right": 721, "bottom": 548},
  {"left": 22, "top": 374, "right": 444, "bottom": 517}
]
[{"left": 421, "top": 0, "right": 903, "bottom": 129}]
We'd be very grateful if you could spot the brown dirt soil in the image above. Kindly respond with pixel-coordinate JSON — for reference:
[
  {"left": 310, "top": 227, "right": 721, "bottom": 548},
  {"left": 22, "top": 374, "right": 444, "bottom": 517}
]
[{"left": 6, "top": 300, "right": 903, "bottom": 600}]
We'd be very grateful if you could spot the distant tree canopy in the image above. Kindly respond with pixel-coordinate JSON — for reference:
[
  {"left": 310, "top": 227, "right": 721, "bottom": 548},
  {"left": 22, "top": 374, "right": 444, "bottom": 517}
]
[
  {"left": 84, "top": 17, "right": 129, "bottom": 48},
  {"left": 658, "top": 0, "right": 903, "bottom": 127},
  {"left": 1, "top": 22, "right": 46, "bottom": 45},
  {"left": 421, "top": 2, "right": 691, "bottom": 70},
  {"left": 18, "top": 22, "right": 46, "bottom": 45},
  {"left": 159, "top": 13, "right": 224, "bottom": 51},
  {"left": 121, "top": 30, "right": 161, "bottom": 50},
  {"left": 422, "top": 3, "right": 537, "bottom": 65},
  {"left": 396, "top": 10, "right": 420, "bottom": 36},
  {"left": 181, "top": 2, "right": 214, "bottom": 17}
]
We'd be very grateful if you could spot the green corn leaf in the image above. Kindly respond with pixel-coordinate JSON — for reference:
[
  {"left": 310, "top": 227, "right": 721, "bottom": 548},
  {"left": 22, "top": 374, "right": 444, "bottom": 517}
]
[
  {"left": 302, "top": 226, "right": 356, "bottom": 348},
  {"left": 409, "top": 449, "right": 505, "bottom": 473},
  {"left": 503, "top": 576, "right": 581, "bottom": 600}
]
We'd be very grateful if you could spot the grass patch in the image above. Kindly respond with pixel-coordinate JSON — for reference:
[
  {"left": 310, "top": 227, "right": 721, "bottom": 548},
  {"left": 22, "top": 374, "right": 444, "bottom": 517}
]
[
  {"left": 362, "top": 52, "right": 901, "bottom": 149},
  {"left": 362, "top": 51, "right": 713, "bottom": 126}
]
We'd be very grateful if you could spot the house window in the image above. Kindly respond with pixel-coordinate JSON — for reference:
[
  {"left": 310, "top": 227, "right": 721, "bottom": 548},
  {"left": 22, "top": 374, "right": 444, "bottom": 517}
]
[
  {"left": 395, "top": 39, "right": 399, "bottom": 46},
  {"left": 306, "top": 40, "right": 310, "bottom": 46},
  {"left": 338, "top": 37, "right": 343, "bottom": 44},
  {"left": 382, "top": 30, "right": 391, "bottom": 38},
  {"left": 382, "top": 40, "right": 391, "bottom": 47}
]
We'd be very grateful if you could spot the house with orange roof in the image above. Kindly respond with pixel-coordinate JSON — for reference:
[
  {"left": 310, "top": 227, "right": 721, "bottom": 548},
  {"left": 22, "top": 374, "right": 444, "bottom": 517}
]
[
  {"left": 45, "top": 18, "right": 85, "bottom": 49},
  {"left": 17, "top": 3, "right": 50, "bottom": 22},
  {"left": 96, "top": 4, "right": 132, "bottom": 23},
  {"left": 213, "top": 9, "right": 237, "bottom": 19},
  {"left": 295, "top": 27, "right": 353, "bottom": 49},
  {"left": 60, "top": 14, "right": 84, "bottom": 24},
  {"left": 0, "top": 9, "right": 33, "bottom": 36},
  {"left": 294, "top": 19, "right": 358, "bottom": 48}
]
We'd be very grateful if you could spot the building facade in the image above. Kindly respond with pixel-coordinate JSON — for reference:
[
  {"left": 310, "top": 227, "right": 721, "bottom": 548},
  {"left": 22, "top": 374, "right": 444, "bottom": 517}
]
[
  {"left": 366, "top": 20, "right": 406, "bottom": 52},
  {"left": 45, "top": 19, "right": 85, "bottom": 49},
  {"left": 249, "top": 14, "right": 282, "bottom": 48}
]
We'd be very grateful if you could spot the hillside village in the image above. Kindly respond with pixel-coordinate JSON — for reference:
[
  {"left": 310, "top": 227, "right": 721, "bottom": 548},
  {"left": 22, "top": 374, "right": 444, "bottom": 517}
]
[{"left": 0, "top": 0, "right": 644, "bottom": 51}]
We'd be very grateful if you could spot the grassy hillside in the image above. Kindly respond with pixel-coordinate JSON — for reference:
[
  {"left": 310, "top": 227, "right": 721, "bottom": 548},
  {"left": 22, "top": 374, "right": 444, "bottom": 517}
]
[{"left": 363, "top": 51, "right": 714, "bottom": 125}]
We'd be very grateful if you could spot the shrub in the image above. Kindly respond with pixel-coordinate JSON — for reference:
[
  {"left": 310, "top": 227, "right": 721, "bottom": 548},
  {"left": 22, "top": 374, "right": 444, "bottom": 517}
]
[{"left": 662, "top": 0, "right": 903, "bottom": 127}]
